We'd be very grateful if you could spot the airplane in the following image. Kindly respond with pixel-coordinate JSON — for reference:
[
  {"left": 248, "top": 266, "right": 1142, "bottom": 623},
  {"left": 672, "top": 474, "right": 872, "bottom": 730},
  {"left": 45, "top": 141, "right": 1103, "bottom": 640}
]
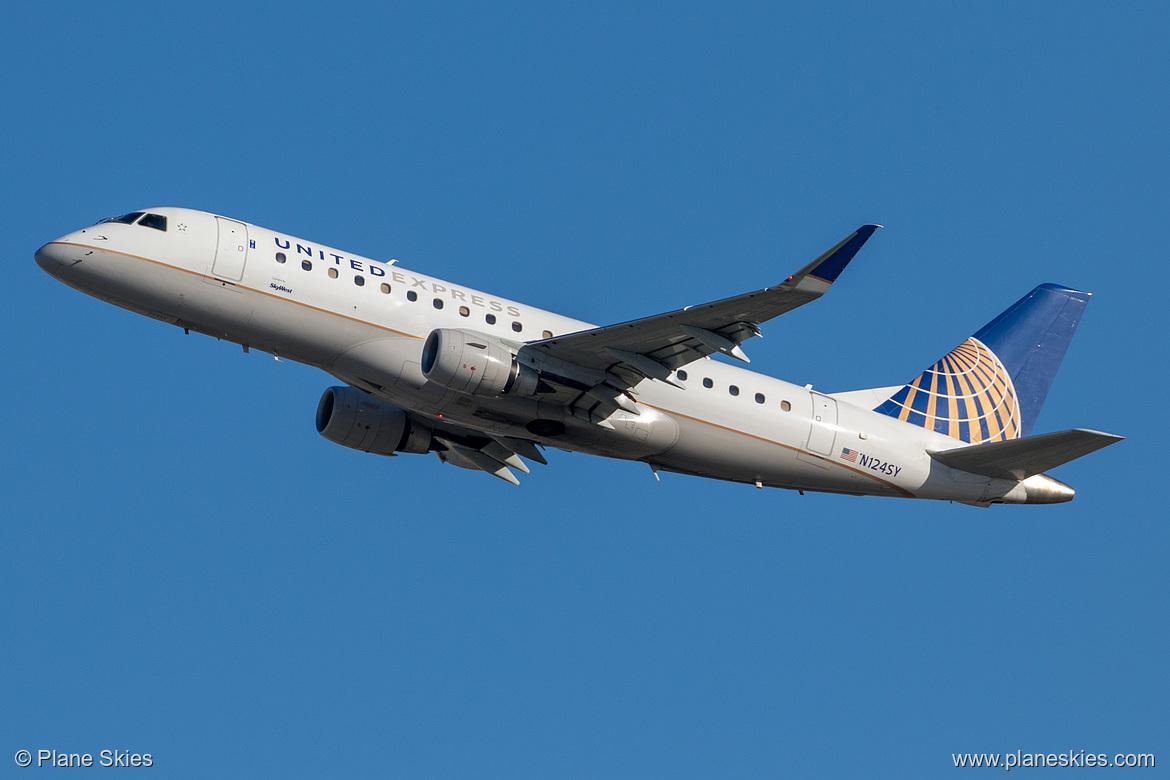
[{"left": 35, "top": 208, "right": 1121, "bottom": 505}]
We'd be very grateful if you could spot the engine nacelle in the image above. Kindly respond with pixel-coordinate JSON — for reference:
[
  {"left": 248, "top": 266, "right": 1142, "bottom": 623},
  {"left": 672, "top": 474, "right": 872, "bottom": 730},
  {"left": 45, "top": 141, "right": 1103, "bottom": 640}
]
[
  {"left": 420, "top": 328, "right": 539, "bottom": 397},
  {"left": 315, "top": 386, "right": 432, "bottom": 455}
]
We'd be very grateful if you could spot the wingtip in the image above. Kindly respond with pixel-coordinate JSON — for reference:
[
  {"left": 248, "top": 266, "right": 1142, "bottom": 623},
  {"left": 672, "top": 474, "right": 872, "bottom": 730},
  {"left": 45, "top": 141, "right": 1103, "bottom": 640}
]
[
  {"left": 805, "top": 224, "right": 882, "bottom": 284},
  {"left": 1071, "top": 428, "right": 1125, "bottom": 444},
  {"left": 1037, "top": 282, "right": 1091, "bottom": 298}
]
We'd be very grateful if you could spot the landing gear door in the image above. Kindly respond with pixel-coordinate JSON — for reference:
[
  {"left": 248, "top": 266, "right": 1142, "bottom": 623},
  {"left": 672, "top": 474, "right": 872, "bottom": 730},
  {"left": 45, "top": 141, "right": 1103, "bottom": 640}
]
[
  {"left": 212, "top": 217, "right": 249, "bottom": 281},
  {"left": 806, "top": 391, "right": 839, "bottom": 457}
]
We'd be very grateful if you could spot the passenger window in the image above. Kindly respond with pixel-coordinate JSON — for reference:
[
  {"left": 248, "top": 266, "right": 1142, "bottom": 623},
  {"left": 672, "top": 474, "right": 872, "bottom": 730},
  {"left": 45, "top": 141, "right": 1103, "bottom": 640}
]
[
  {"left": 755, "top": 393, "right": 765, "bottom": 404},
  {"left": 729, "top": 385, "right": 739, "bottom": 396},
  {"left": 542, "top": 330, "right": 553, "bottom": 339},
  {"left": 702, "top": 378, "right": 713, "bottom": 389},
  {"left": 677, "top": 370, "right": 688, "bottom": 381},
  {"left": 781, "top": 400, "right": 791, "bottom": 412},
  {"left": 354, "top": 275, "right": 365, "bottom": 286},
  {"left": 328, "top": 268, "right": 338, "bottom": 279},
  {"left": 433, "top": 298, "right": 444, "bottom": 309},
  {"left": 276, "top": 252, "right": 286, "bottom": 263},
  {"left": 485, "top": 314, "right": 496, "bottom": 325},
  {"left": 139, "top": 213, "right": 167, "bottom": 231},
  {"left": 459, "top": 306, "right": 470, "bottom": 317},
  {"left": 380, "top": 283, "right": 391, "bottom": 294},
  {"left": 512, "top": 321, "right": 522, "bottom": 333},
  {"left": 301, "top": 259, "right": 312, "bottom": 271},
  {"left": 407, "top": 290, "right": 417, "bottom": 302}
]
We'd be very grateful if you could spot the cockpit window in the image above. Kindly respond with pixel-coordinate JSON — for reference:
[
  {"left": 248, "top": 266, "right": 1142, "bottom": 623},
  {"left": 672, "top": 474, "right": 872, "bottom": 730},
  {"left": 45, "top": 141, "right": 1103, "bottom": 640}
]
[
  {"left": 98, "top": 212, "right": 145, "bottom": 225},
  {"left": 138, "top": 213, "right": 167, "bottom": 231}
]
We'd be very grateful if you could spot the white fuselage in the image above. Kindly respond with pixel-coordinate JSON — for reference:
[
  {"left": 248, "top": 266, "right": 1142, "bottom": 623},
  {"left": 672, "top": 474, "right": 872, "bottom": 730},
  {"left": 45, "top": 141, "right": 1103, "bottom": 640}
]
[{"left": 36, "top": 207, "right": 1055, "bottom": 503}]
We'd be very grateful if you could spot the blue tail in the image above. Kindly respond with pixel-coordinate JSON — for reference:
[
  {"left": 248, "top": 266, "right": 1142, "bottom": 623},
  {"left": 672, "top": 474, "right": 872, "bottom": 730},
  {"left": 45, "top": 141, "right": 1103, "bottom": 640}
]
[{"left": 874, "top": 284, "right": 1091, "bottom": 443}]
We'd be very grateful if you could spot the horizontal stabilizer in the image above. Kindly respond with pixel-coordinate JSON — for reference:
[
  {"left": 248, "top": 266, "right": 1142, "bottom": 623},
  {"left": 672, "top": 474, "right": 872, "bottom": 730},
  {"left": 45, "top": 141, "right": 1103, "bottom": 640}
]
[{"left": 928, "top": 428, "right": 1123, "bottom": 480}]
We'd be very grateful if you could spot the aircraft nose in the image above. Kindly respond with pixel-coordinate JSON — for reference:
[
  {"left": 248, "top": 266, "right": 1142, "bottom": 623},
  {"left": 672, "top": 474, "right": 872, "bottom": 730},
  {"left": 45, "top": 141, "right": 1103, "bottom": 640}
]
[{"left": 35, "top": 241, "right": 69, "bottom": 274}]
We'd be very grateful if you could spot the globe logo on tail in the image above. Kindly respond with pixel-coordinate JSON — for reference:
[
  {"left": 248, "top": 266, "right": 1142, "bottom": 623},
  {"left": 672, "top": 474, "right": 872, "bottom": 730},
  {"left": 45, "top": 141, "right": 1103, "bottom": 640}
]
[{"left": 875, "top": 337, "right": 1020, "bottom": 443}]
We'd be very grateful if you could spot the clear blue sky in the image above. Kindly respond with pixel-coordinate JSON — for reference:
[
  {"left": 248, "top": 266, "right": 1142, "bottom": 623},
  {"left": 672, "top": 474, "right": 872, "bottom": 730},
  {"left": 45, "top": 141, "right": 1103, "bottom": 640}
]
[{"left": 2, "top": 2, "right": 1165, "bottom": 776}]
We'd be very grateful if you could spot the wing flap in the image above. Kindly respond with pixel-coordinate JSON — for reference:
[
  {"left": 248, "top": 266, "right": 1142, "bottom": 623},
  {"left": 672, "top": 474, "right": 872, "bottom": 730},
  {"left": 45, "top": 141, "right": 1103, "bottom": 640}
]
[
  {"left": 928, "top": 428, "right": 1123, "bottom": 480},
  {"left": 488, "top": 434, "right": 548, "bottom": 465},
  {"left": 435, "top": 439, "right": 522, "bottom": 484},
  {"left": 425, "top": 419, "right": 549, "bottom": 483}
]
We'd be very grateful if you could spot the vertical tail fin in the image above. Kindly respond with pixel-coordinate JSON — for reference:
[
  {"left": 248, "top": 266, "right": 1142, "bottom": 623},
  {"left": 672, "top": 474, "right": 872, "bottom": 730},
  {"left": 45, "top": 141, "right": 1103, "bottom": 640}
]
[{"left": 874, "top": 284, "right": 1091, "bottom": 442}]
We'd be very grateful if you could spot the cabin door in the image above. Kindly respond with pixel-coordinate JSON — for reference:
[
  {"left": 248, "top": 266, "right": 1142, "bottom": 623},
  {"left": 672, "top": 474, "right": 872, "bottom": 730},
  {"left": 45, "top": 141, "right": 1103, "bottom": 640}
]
[
  {"left": 212, "top": 217, "right": 249, "bottom": 281},
  {"left": 807, "top": 392, "right": 839, "bottom": 457}
]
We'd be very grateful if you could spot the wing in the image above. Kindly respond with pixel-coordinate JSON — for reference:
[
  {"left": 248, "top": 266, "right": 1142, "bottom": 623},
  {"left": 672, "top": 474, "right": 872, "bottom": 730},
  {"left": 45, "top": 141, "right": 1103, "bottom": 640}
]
[{"left": 514, "top": 225, "right": 880, "bottom": 418}]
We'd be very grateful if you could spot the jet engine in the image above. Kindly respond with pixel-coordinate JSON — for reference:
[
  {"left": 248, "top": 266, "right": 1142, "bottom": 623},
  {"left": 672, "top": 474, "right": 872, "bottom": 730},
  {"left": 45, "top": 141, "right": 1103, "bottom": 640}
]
[
  {"left": 420, "top": 328, "right": 539, "bottom": 397},
  {"left": 315, "top": 386, "right": 432, "bottom": 455}
]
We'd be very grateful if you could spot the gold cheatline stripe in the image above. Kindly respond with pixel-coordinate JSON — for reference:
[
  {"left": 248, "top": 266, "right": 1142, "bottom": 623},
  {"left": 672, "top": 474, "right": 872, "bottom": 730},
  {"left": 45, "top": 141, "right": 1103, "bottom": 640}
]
[{"left": 52, "top": 242, "right": 422, "bottom": 341}]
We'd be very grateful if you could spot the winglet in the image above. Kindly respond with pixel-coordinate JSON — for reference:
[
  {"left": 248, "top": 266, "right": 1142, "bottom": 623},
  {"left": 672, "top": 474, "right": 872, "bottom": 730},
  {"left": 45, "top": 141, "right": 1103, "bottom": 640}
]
[{"left": 800, "top": 224, "right": 882, "bottom": 285}]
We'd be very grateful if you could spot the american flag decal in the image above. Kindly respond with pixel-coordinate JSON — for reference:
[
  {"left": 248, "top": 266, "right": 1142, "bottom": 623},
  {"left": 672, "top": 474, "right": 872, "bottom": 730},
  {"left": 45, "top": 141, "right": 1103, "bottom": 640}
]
[{"left": 841, "top": 448, "right": 859, "bottom": 462}]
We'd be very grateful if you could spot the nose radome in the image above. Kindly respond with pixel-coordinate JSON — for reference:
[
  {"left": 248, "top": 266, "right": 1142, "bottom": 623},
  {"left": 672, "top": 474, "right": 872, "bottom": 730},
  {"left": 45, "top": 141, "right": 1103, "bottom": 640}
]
[{"left": 35, "top": 241, "right": 69, "bottom": 274}]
